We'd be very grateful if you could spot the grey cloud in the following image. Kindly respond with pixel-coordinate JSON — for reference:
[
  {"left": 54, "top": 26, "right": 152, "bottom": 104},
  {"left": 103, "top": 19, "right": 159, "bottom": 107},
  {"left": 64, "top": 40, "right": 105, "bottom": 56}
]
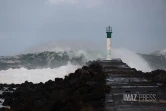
[{"left": 0, "top": 0, "right": 165, "bottom": 55}]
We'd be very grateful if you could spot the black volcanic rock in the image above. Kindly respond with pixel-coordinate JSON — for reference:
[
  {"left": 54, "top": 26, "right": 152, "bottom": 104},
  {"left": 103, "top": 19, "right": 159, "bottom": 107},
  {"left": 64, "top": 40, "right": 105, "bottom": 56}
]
[
  {"left": 55, "top": 78, "right": 63, "bottom": 84},
  {"left": 0, "top": 61, "right": 105, "bottom": 111},
  {"left": 104, "top": 85, "right": 111, "bottom": 93},
  {"left": 0, "top": 107, "right": 10, "bottom": 111},
  {"left": 143, "top": 69, "right": 166, "bottom": 84}
]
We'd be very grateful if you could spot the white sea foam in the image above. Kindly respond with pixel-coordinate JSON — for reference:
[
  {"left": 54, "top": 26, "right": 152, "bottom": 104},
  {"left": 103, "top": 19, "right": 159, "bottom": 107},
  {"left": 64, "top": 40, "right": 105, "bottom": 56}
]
[{"left": 0, "top": 62, "right": 80, "bottom": 84}]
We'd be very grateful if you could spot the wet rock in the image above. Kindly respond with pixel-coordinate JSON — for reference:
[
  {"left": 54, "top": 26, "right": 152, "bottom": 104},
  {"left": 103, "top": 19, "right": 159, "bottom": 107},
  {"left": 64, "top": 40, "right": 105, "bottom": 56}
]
[
  {"left": 2, "top": 92, "right": 13, "bottom": 99},
  {"left": 55, "top": 78, "right": 63, "bottom": 84},
  {"left": 90, "top": 85, "right": 105, "bottom": 100},
  {"left": 3, "top": 97, "right": 13, "bottom": 106},
  {"left": 0, "top": 107, "right": 11, "bottom": 111},
  {"left": 69, "top": 78, "right": 78, "bottom": 85},
  {"left": 0, "top": 61, "right": 105, "bottom": 111},
  {"left": 82, "top": 66, "right": 89, "bottom": 70},
  {"left": 86, "top": 81, "right": 96, "bottom": 86},
  {"left": 104, "top": 85, "right": 111, "bottom": 93}
]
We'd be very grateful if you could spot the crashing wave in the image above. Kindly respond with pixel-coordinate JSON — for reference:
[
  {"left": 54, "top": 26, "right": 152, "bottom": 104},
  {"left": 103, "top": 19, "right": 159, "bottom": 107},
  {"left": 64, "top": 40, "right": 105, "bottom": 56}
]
[
  {"left": 140, "top": 49, "right": 166, "bottom": 71},
  {"left": 1, "top": 47, "right": 164, "bottom": 83},
  {"left": 0, "top": 49, "right": 104, "bottom": 71}
]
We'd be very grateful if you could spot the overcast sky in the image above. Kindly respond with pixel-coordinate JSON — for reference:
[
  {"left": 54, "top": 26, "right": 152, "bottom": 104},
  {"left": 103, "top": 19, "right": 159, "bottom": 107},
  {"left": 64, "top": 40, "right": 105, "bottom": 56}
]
[{"left": 0, "top": 0, "right": 166, "bottom": 56}]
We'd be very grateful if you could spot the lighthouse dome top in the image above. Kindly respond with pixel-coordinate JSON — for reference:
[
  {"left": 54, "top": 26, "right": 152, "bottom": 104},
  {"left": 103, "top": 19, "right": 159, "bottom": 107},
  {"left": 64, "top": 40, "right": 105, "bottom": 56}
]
[{"left": 106, "top": 26, "right": 112, "bottom": 33}]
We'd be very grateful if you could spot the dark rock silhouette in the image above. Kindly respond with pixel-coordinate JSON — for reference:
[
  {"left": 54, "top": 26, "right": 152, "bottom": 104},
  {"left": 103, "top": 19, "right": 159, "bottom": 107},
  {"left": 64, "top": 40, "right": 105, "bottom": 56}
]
[
  {"left": 143, "top": 69, "right": 166, "bottom": 85},
  {"left": 1, "top": 61, "right": 105, "bottom": 111},
  {"left": 1, "top": 60, "right": 166, "bottom": 111}
]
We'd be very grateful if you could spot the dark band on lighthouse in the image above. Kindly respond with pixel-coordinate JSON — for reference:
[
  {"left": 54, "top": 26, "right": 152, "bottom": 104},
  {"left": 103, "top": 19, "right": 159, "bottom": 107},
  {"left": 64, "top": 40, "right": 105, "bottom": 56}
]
[{"left": 106, "top": 26, "right": 112, "bottom": 38}]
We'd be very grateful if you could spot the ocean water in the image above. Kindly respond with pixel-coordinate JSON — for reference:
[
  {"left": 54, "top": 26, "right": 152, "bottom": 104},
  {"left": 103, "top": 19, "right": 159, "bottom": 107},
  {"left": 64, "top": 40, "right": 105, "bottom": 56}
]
[{"left": 0, "top": 47, "right": 165, "bottom": 84}]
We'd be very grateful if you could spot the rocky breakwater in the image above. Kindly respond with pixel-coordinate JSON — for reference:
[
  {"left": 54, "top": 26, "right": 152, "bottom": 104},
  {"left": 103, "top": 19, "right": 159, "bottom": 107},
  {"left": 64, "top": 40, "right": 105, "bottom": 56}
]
[
  {"left": 0, "top": 61, "right": 109, "bottom": 111},
  {"left": 138, "top": 69, "right": 166, "bottom": 87}
]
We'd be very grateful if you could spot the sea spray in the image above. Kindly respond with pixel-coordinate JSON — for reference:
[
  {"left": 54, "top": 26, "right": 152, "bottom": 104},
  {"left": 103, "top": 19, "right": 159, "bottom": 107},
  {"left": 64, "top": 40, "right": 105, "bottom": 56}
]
[
  {"left": 0, "top": 62, "right": 80, "bottom": 84},
  {"left": 112, "top": 48, "right": 152, "bottom": 72},
  {"left": 0, "top": 48, "right": 165, "bottom": 84}
]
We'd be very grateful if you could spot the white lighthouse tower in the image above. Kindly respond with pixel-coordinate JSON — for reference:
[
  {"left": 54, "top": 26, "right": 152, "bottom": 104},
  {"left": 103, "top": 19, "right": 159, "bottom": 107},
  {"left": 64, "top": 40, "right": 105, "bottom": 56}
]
[{"left": 106, "top": 26, "right": 112, "bottom": 60}]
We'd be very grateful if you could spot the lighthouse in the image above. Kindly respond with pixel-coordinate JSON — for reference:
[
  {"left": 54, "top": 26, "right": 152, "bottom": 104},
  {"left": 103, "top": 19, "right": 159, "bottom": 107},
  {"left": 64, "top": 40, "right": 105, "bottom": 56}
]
[{"left": 106, "top": 26, "right": 112, "bottom": 60}]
